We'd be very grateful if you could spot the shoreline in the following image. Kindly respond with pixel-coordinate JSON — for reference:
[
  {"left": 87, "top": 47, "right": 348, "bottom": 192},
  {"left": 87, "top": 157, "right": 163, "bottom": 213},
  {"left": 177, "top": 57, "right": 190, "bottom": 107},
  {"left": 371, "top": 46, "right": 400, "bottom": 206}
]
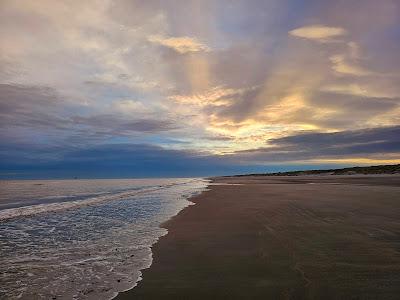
[
  {"left": 113, "top": 182, "right": 212, "bottom": 300},
  {"left": 116, "top": 175, "right": 400, "bottom": 299},
  {"left": 111, "top": 178, "right": 210, "bottom": 300},
  {"left": 0, "top": 178, "right": 209, "bottom": 299}
]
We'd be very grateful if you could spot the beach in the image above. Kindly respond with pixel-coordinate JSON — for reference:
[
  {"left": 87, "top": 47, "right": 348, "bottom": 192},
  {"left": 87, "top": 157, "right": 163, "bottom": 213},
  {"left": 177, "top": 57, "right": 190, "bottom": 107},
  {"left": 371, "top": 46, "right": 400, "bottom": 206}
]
[
  {"left": 0, "top": 178, "right": 208, "bottom": 299},
  {"left": 117, "top": 175, "right": 400, "bottom": 299}
]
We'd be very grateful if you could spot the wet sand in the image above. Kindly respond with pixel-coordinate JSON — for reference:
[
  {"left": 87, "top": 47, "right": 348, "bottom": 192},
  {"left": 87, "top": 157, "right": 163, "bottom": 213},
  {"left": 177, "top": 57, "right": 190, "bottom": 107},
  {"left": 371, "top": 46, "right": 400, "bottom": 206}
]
[{"left": 116, "top": 175, "right": 400, "bottom": 299}]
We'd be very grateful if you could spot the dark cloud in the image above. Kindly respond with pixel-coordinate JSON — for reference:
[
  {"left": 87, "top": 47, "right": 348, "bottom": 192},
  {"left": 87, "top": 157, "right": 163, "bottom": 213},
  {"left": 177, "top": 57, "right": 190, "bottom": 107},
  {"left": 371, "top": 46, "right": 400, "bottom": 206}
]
[
  {"left": 272, "top": 126, "right": 400, "bottom": 150},
  {"left": 203, "top": 135, "right": 235, "bottom": 141},
  {"left": 1, "top": 126, "right": 399, "bottom": 178},
  {"left": 1, "top": 0, "right": 400, "bottom": 178},
  {"left": 208, "top": 87, "right": 262, "bottom": 122},
  {"left": 235, "top": 126, "right": 400, "bottom": 162},
  {"left": 0, "top": 142, "right": 67, "bottom": 165},
  {"left": 0, "top": 84, "right": 71, "bottom": 133},
  {"left": 0, "top": 83, "right": 59, "bottom": 113},
  {"left": 0, "top": 84, "right": 179, "bottom": 148},
  {"left": 306, "top": 92, "right": 400, "bottom": 128},
  {"left": 314, "top": 94, "right": 398, "bottom": 113},
  {"left": 0, "top": 143, "right": 270, "bottom": 178},
  {"left": 71, "top": 115, "right": 178, "bottom": 134}
]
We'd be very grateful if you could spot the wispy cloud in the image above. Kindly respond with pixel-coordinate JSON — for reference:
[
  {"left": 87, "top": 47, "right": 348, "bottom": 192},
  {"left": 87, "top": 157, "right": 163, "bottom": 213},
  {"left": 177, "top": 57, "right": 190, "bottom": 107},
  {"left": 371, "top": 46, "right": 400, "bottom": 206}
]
[
  {"left": 330, "top": 54, "right": 371, "bottom": 76},
  {"left": 148, "top": 35, "right": 210, "bottom": 54},
  {"left": 1, "top": 0, "right": 400, "bottom": 175},
  {"left": 168, "top": 86, "right": 255, "bottom": 106},
  {"left": 320, "top": 84, "right": 383, "bottom": 97}
]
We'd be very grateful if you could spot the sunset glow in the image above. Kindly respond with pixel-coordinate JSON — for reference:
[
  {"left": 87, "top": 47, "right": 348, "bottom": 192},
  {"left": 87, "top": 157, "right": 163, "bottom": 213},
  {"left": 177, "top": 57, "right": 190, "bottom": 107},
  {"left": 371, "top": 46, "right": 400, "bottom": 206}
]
[{"left": 1, "top": 0, "right": 399, "bottom": 177}]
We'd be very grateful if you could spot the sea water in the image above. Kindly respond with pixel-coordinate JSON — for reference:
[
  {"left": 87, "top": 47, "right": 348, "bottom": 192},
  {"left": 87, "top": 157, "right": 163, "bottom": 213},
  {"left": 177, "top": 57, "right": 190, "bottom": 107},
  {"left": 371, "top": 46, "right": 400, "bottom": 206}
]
[{"left": 0, "top": 178, "right": 208, "bottom": 299}]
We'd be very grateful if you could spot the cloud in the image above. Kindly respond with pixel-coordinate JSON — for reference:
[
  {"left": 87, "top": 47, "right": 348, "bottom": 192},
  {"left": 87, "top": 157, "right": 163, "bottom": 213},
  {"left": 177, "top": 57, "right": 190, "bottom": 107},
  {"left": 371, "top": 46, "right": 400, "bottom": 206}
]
[
  {"left": 72, "top": 115, "right": 178, "bottom": 133},
  {"left": 148, "top": 35, "right": 210, "bottom": 54},
  {"left": 330, "top": 54, "right": 371, "bottom": 76},
  {"left": 111, "top": 99, "right": 150, "bottom": 115},
  {"left": 1, "top": 0, "right": 400, "bottom": 176},
  {"left": 320, "top": 83, "right": 395, "bottom": 98},
  {"left": 0, "top": 84, "right": 69, "bottom": 132},
  {"left": 289, "top": 25, "right": 347, "bottom": 41},
  {"left": 304, "top": 91, "right": 400, "bottom": 129},
  {"left": 271, "top": 126, "right": 400, "bottom": 151},
  {"left": 2, "top": 126, "right": 399, "bottom": 178},
  {"left": 168, "top": 86, "right": 256, "bottom": 107},
  {"left": 233, "top": 126, "right": 400, "bottom": 163},
  {"left": 0, "top": 143, "right": 266, "bottom": 178},
  {"left": 0, "top": 84, "right": 59, "bottom": 113},
  {"left": 0, "top": 83, "right": 179, "bottom": 150}
]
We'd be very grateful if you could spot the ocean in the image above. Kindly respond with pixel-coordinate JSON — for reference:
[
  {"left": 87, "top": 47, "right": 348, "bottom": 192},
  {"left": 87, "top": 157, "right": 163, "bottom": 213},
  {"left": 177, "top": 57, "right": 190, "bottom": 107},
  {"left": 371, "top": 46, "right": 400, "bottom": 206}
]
[{"left": 0, "top": 178, "right": 208, "bottom": 299}]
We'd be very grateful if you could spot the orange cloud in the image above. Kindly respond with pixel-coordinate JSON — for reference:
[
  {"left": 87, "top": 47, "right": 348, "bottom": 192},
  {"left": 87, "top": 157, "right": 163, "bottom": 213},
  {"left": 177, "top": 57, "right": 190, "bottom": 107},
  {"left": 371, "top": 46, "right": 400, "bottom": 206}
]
[
  {"left": 330, "top": 54, "right": 371, "bottom": 76},
  {"left": 289, "top": 25, "right": 347, "bottom": 41},
  {"left": 148, "top": 35, "right": 210, "bottom": 54}
]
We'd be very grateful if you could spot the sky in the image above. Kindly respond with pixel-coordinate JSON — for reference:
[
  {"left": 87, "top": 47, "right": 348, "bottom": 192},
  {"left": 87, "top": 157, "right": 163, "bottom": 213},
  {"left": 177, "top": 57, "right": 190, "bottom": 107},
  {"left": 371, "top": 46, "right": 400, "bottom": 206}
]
[{"left": 1, "top": 0, "right": 400, "bottom": 178}]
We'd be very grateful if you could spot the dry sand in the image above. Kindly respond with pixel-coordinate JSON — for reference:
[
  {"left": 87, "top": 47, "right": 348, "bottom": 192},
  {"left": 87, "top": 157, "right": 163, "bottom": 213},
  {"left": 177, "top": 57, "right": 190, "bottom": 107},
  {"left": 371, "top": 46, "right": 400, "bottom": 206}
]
[{"left": 116, "top": 175, "right": 400, "bottom": 299}]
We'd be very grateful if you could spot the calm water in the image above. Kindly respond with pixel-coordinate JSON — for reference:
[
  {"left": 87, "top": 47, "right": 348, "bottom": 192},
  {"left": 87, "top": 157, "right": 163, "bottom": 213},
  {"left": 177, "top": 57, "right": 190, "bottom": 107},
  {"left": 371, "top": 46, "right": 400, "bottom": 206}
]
[{"left": 0, "top": 178, "right": 208, "bottom": 299}]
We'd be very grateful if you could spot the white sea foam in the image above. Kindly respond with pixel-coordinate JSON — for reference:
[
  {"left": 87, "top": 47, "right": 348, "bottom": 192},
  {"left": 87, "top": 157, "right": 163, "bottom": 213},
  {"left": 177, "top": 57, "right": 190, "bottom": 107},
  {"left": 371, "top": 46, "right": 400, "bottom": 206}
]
[
  {"left": 0, "top": 186, "right": 155, "bottom": 221},
  {"left": 0, "top": 178, "right": 209, "bottom": 300}
]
